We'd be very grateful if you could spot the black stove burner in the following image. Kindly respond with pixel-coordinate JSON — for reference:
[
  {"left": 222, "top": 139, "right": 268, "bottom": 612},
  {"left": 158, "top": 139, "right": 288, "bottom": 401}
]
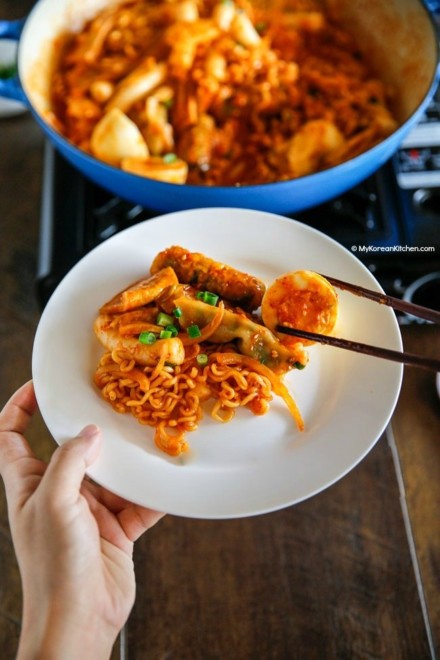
[{"left": 37, "top": 143, "right": 440, "bottom": 321}]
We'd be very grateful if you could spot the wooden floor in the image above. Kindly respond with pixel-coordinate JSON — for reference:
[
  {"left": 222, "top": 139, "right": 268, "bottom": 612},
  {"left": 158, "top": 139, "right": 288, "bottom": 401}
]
[{"left": 1, "top": 3, "right": 439, "bottom": 656}]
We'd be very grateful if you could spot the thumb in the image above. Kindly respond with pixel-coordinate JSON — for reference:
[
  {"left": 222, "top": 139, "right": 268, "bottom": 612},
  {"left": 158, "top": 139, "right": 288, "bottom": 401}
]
[{"left": 42, "top": 425, "right": 102, "bottom": 504}]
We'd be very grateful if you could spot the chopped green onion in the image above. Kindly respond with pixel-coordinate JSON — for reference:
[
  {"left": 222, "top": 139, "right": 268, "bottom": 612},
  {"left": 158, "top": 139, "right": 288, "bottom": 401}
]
[
  {"left": 163, "top": 152, "right": 177, "bottom": 164},
  {"left": 139, "top": 331, "right": 157, "bottom": 345},
  {"left": 206, "top": 292, "right": 219, "bottom": 306},
  {"left": 187, "top": 324, "right": 202, "bottom": 339},
  {"left": 196, "top": 353, "right": 209, "bottom": 366},
  {"left": 159, "top": 329, "right": 173, "bottom": 339},
  {"left": 196, "top": 290, "right": 219, "bottom": 306},
  {"left": 294, "top": 361, "right": 306, "bottom": 370},
  {"left": 165, "top": 324, "right": 178, "bottom": 337},
  {"left": 157, "top": 312, "right": 174, "bottom": 327},
  {"left": 161, "top": 98, "right": 173, "bottom": 109},
  {"left": 255, "top": 21, "right": 267, "bottom": 33},
  {"left": 173, "top": 307, "right": 183, "bottom": 318}
]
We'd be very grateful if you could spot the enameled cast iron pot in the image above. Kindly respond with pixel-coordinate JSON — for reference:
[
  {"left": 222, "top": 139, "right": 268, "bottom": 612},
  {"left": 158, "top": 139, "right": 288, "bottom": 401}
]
[{"left": 0, "top": 0, "right": 439, "bottom": 213}]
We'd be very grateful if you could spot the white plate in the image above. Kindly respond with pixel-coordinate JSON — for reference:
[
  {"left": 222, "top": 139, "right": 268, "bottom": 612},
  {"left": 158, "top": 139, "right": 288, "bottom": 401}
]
[{"left": 32, "top": 208, "right": 403, "bottom": 518}]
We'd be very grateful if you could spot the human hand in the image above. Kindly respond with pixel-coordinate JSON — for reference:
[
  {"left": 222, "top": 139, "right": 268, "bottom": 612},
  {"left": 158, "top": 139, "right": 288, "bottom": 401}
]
[{"left": 0, "top": 381, "right": 165, "bottom": 660}]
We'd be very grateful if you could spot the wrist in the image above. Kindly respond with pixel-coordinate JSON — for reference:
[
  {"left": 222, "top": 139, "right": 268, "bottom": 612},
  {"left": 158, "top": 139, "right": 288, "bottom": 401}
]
[{"left": 17, "top": 599, "right": 119, "bottom": 660}]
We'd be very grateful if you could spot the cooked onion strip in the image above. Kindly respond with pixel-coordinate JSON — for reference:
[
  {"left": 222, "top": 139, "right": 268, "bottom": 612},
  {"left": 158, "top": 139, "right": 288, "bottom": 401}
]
[
  {"left": 214, "top": 352, "right": 304, "bottom": 431},
  {"left": 118, "top": 322, "right": 163, "bottom": 336},
  {"left": 180, "top": 301, "right": 225, "bottom": 345}
]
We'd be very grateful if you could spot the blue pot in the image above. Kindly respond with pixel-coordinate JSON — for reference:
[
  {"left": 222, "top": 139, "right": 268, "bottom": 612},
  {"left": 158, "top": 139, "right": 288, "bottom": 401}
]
[{"left": 1, "top": 0, "right": 439, "bottom": 213}]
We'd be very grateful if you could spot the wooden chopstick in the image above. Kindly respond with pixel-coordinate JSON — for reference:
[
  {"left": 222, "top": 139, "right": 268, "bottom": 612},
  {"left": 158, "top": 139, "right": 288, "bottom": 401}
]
[
  {"left": 275, "top": 326, "right": 440, "bottom": 371},
  {"left": 320, "top": 274, "right": 440, "bottom": 324}
]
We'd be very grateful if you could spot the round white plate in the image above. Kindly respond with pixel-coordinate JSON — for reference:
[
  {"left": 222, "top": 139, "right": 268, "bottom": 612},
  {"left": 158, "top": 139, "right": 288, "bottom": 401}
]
[{"left": 32, "top": 208, "right": 403, "bottom": 518}]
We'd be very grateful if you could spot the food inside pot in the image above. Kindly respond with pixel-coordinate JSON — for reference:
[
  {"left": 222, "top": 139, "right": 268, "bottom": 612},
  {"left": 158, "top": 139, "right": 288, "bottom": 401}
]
[{"left": 49, "top": 0, "right": 398, "bottom": 185}]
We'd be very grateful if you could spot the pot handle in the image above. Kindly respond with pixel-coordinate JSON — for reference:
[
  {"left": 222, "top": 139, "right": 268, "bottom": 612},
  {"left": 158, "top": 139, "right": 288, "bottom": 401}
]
[{"left": 0, "top": 19, "right": 27, "bottom": 104}]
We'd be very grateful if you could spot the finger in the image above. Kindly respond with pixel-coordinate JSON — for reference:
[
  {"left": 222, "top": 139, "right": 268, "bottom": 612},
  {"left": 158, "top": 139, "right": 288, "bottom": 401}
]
[
  {"left": 0, "top": 380, "right": 38, "bottom": 435},
  {"left": 82, "top": 479, "right": 145, "bottom": 515},
  {"left": 0, "top": 381, "right": 37, "bottom": 473},
  {"left": 117, "top": 506, "right": 165, "bottom": 542},
  {"left": 81, "top": 488, "right": 134, "bottom": 555},
  {"left": 82, "top": 479, "right": 165, "bottom": 540},
  {"left": 41, "top": 425, "right": 102, "bottom": 504},
  {"left": 81, "top": 484, "right": 164, "bottom": 551}
]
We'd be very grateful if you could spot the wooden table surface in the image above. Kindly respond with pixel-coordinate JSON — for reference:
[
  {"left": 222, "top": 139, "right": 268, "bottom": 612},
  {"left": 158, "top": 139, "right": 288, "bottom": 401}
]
[{"left": 1, "top": 2, "right": 439, "bottom": 658}]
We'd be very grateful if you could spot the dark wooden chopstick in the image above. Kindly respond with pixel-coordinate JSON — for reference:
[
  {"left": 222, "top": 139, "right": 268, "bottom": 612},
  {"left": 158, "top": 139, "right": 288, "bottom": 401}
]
[
  {"left": 321, "top": 274, "right": 440, "bottom": 324},
  {"left": 276, "top": 326, "right": 440, "bottom": 371}
]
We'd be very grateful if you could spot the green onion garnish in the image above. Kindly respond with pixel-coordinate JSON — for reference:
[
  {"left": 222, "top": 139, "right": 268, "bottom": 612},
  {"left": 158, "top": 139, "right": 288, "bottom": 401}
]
[
  {"left": 173, "top": 307, "right": 183, "bottom": 318},
  {"left": 139, "top": 331, "right": 157, "bottom": 345},
  {"left": 165, "top": 324, "right": 178, "bottom": 337},
  {"left": 196, "top": 353, "right": 209, "bottom": 366},
  {"left": 163, "top": 153, "right": 177, "bottom": 164},
  {"left": 159, "top": 329, "right": 173, "bottom": 339},
  {"left": 294, "top": 361, "right": 306, "bottom": 370},
  {"left": 157, "top": 312, "right": 174, "bottom": 327},
  {"left": 196, "top": 291, "right": 219, "bottom": 306},
  {"left": 187, "top": 324, "right": 202, "bottom": 339}
]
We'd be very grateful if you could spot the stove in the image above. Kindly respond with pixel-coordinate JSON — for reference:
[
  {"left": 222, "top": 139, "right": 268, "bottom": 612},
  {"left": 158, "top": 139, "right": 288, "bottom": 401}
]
[{"left": 36, "top": 92, "right": 440, "bottom": 322}]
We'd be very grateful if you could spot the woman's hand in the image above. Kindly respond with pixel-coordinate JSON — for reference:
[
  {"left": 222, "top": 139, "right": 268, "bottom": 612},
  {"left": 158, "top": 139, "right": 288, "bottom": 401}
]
[{"left": 0, "top": 381, "right": 165, "bottom": 660}]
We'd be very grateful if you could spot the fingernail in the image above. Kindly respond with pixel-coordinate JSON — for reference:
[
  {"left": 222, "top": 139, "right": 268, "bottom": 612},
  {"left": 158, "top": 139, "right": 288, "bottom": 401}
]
[
  {"left": 77, "top": 425, "right": 102, "bottom": 465},
  {"left": 79, "top": 424, "right": 100, "bottom": 440}
]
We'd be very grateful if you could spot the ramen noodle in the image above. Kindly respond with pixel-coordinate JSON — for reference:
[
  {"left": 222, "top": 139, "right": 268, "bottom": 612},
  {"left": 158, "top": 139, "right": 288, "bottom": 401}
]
[
  {"left": 92, "top": 248, "right": 337, "bottom": 456},
  {"left": 50, "top": 0, "right": 398, "bottom": 186},
  {"left": 94, "top": 345, "right": 296, "bottom": 456}
]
